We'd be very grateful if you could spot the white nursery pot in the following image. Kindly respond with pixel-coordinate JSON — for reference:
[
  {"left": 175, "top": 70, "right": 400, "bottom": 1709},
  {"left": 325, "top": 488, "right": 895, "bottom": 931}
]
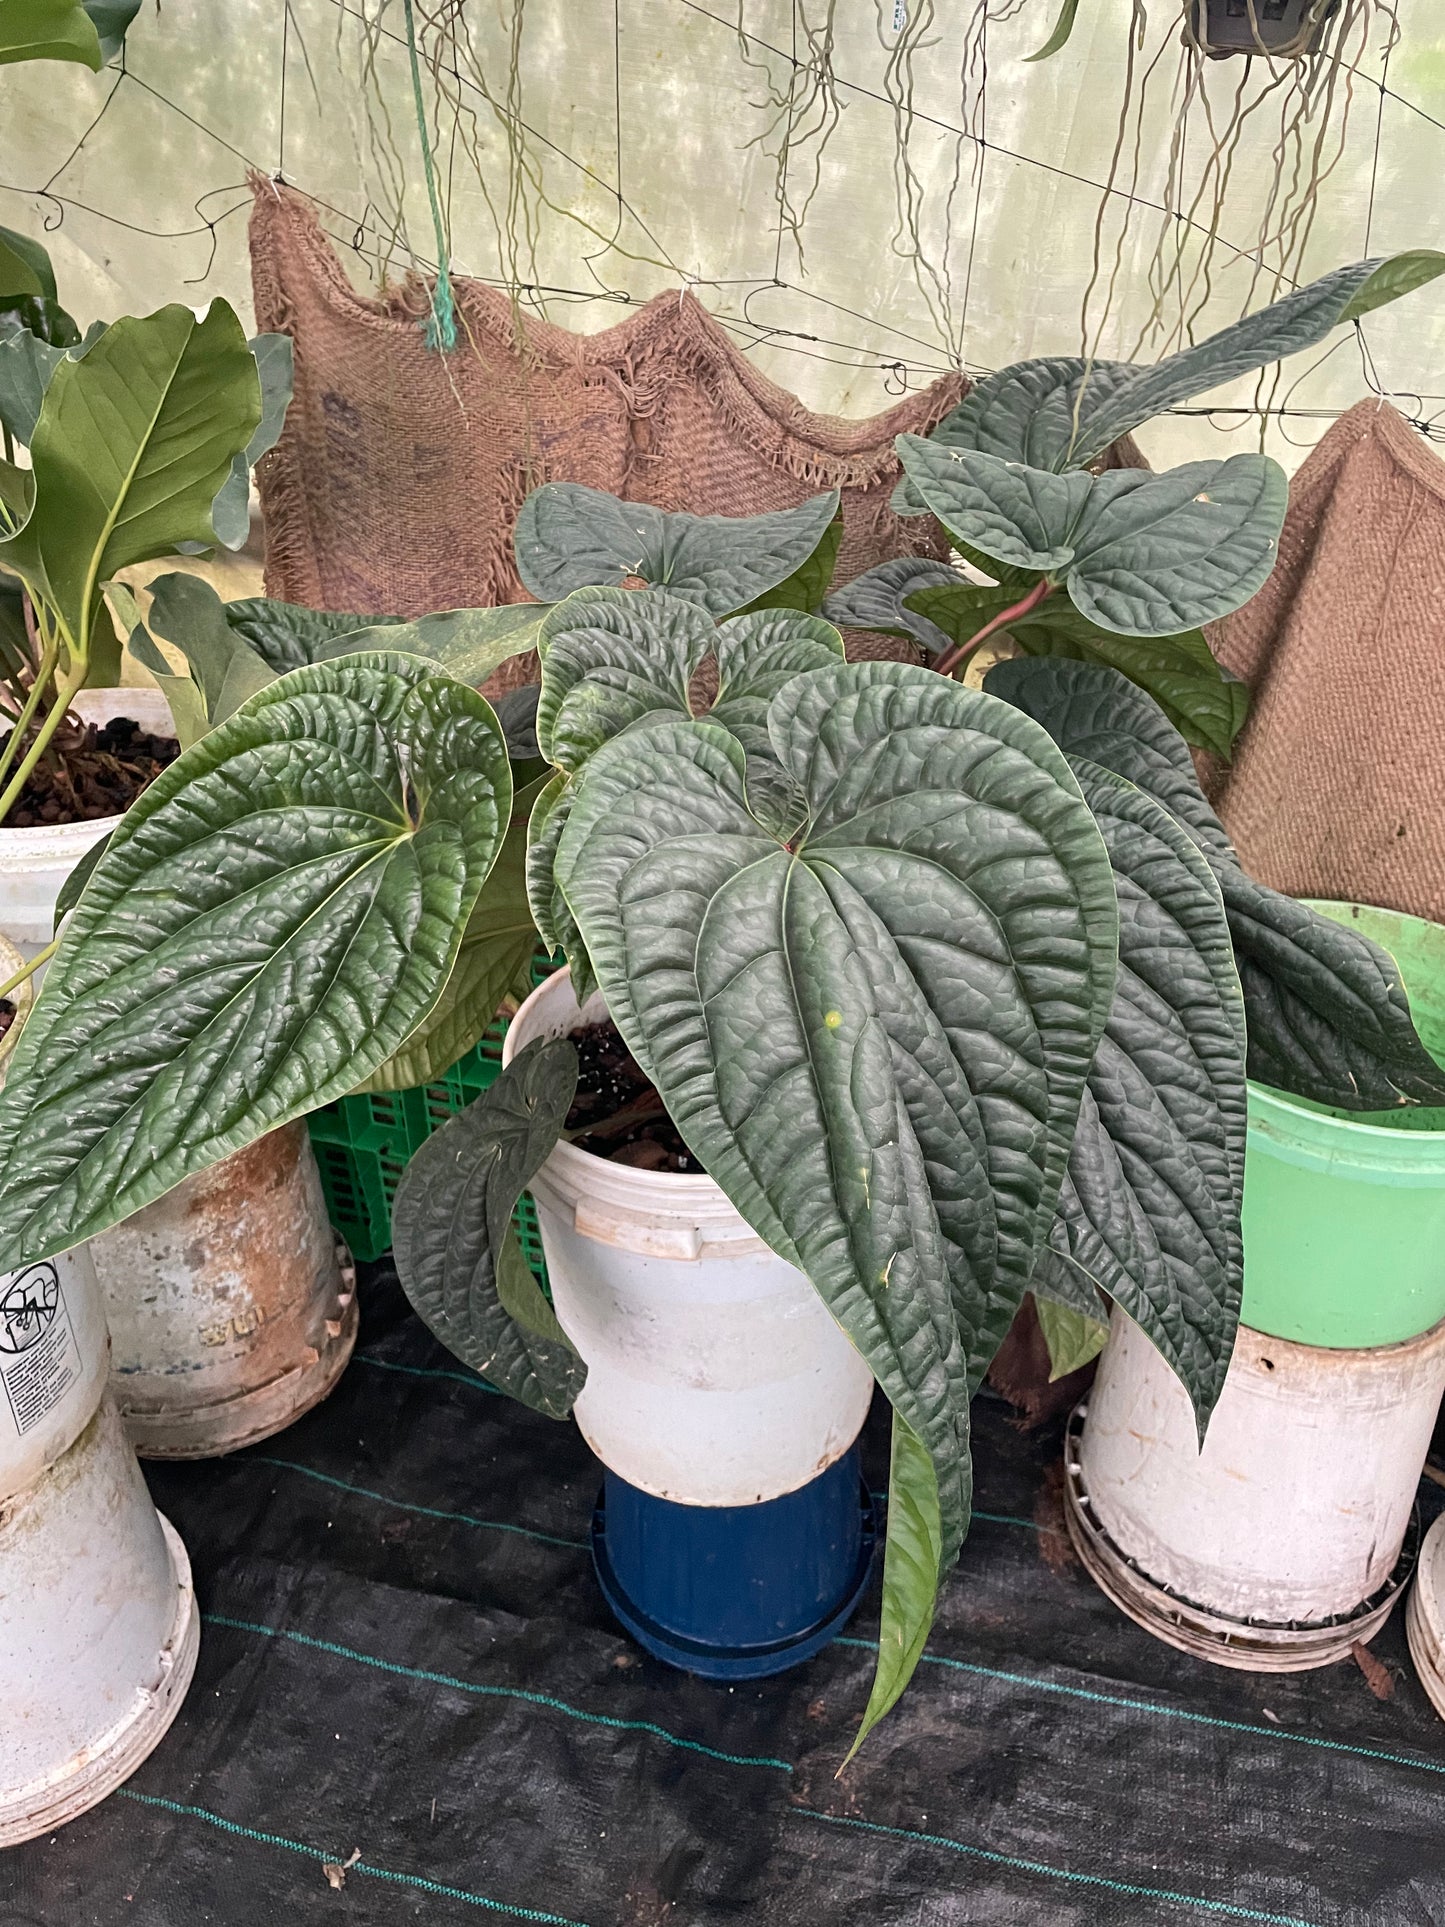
[
  {"left": 1066, "top": 1309, "right": 1445, "bottom": 1669},
  {"left": 502, "top": 970, "right": 873, "bottom": 1507},
  {"left": 91, "top": 1123, "right": 358, "bottom": 1458},
  {"left": 0, "top": 687, "right": 174, "bottom": 956},
  {"left": 1407, "top": 1513, "right": 1445, "bottom": 1719},
  {"left": 0, "top": 1243, "right": 198, "bottom": 1844}
]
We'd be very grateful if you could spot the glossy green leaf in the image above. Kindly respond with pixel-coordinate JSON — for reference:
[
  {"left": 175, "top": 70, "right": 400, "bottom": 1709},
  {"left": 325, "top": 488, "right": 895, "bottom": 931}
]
[
  {"left": 393, "top": 1038, "right": 585, "bottom": 1419},
  {"left": 1026, "top": 0, "right": 1081, "bottom": 59},
  {"left": 0, "top": 318, "right": 102, "bottom": 447},
  {"left": 0, "top": 303, "right": 260, "bottom": 661},
  {"left": 143, "top": 573, "right": 275, "bottom": 729},
  {"left": 556, "top": 662, "right": 1117, "bottom": 1728},
  {"left": 0, "top": 225, "right": 54, "bottom": 302},
  {"left": 51, "top": 825, "right": 112, "bottom": 935},
  {"left": 709, "top": 608, "right": 845, "bottom": 834},
  {"left": 1339, "top": 252, "right": 1445, "bottom": 321},
  {"left": 0, "top": 0, "right": 102, "bottom": 66},
  {"left": 1049, "top": 759, "right": 1246, "bottom": 1431},
  {"left": 357, "top": 777, "right": 545, "bottom": 1092},
  {"left": 739, "top": 514, "right": 843, "bottom": 615},
  {"left": 211, "top": 333, "right": 294, "bottom": 551},
  {"left": 515, "top": 482, "right": 841, "bottom": 616},
  {"left": 910, "top": 581, "right": 1249, "bottom": 753},
  {"left": 0, "top": 654, "right": 511, "bottom": 1266},
  {"left": 822, "top": 558, "right": 968, "bottom": 655},
  {"left": 846, "top": 1413, "right": 944, "bottom": 1759},
  {"left": 1034, "top": 1296, "right": 1108, "bottom": 1379}
]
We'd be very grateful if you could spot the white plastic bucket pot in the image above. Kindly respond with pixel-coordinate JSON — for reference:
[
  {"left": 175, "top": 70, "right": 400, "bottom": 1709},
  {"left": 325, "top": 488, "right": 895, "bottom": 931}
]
[
  {"left": 1065, "top": 1309, "right": 1445, "bottom": 1669},
  {"left": 1407, "top": 1513, "right": 1445, "bottom": 1719},
  {"left": 90, "top": 1123, "right": 358, "bottom": 1459},
  {"left": 0, "top": 1243, "right": 198, "bottom": 1844},
  {"left": 0, "top": 686, "right": 175, "bottom": 956},
  {"left": 502, "top": 970, "right": 876, "bottom": 1678},
  {"left": 503, "top": 970, "right": 873, "bottom": 1507}
]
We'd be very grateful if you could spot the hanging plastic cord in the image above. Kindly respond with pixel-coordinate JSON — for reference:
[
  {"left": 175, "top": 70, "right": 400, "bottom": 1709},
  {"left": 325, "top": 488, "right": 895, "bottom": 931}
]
[{"left": 401, "top": 0, "right": 457, "bottom": 354}]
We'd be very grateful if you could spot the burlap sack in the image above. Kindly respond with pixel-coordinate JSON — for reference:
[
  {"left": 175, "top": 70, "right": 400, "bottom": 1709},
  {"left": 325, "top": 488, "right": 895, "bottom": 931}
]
[
  {"left": 249, "top": 181, "right": 962, "bottom": 683},
  {"left": 1206, "top": 400, "right": 1445, "bottom": 927}
]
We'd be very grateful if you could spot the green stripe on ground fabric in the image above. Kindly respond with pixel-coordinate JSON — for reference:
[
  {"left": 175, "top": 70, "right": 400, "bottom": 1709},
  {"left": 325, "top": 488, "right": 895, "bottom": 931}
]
[
  {"left": 352, "top": 1354, "right": 502, "bottom": 1394},
  {"left": 249, "top": 1457, "right": 590, "bottom": 1550},
  {"left": 836, "top": 1637, "right": 1445, "bottom": 1779},
  {"left": 794, "top": 1808, "right": 1322, "bottom": 1927},
  {"left": 118, "top": 1791, "right": 589, "bottom": 1923},
  {"left": 205, "top": 1615, "right": 794, "bottom": 1773}
]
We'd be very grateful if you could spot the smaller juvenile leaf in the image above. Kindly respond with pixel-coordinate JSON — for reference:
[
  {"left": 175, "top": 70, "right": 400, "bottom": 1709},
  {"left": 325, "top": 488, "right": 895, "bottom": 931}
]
[
  {"left": 515, "top": 482, "right": 841, "bottom": 616},
  {"left": 895, "top": 436, "right": 1090, "bottom": 573},
  {"left": 144, "top": 573, "right": 276, "bottom": 723},
  {"left": 1026, "top": 0, "right": 1081, "bottom": 60},
  {"left": 823, "top": 558, "right": 968, "bottom": 655},
  {"left": 845, "top": 1412, "right": 945, "bottom": 1762},
  {"left": 211, "top": 332, "right": 294, "bottom": 550},
  {"left": 393, "top": 1038, "right": 585, "bottom": 1418},
  {"left": 535, "top": 587, "right": 712, "bottom": 772},
  {"left": 0, "top": 226, "right": 54, "bottom": 302}
]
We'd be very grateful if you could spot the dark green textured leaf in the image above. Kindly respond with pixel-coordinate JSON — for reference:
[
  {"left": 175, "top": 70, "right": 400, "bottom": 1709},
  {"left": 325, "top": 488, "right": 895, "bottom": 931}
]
[
  {"left": 51, "top": 826, "right": 112, "bottom": 935},
  {"left": 525, "top": 770, "right": 596, "bottom": 1005},
  {"left": 740, "top": 514, "right": 843, "bottom": 614},
  {"left": 847, "top": 1412, "right": 944, "bottom": 1758},
  {"left": 555, "top": 662, "right": 1118, "bottom": 1690},
  {"left": 0, "top": 653, "right": 510, "bottom": 1266},
  {"left": 393, "top": 1038, "right": 584, "bottom": 1418},
  {"left": 983, "top": 655, "right": 1237, "bottom": 861},
  {"left": 823, "top": 558, "right": 968, "bottom": 655},
  {"left": 515, "top": 482, "right": 841, "bottom": 616},
  {"left": 222, "top": 598, "right": 405, "bottom": 672},
  {"left": 535, "top": 587, "right": 712, "bottom": 772},
  {"left": 1218, "top": 866, "right": 1445, "bottom": 1110},
  {"left": 1049, "top": 759, "right": 1246, "bottom": 1431}
]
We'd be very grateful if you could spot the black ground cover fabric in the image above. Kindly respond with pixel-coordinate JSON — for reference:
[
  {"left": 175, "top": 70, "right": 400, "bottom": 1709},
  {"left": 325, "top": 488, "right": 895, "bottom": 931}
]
[{"left": 5, "top": 1261, "right": 1445, "bottom": 1926}]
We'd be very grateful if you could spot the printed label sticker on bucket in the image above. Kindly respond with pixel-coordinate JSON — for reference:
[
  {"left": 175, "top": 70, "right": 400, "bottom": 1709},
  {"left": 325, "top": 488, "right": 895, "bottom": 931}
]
[{"left": 0, "top": 1259, "right": 82, "bottom": 1437}]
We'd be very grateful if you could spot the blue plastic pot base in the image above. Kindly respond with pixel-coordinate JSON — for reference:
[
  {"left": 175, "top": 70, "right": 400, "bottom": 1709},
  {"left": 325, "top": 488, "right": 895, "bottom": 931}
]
[{"left": 591, "top": 1448, "right": 877, "bottom": 1681}]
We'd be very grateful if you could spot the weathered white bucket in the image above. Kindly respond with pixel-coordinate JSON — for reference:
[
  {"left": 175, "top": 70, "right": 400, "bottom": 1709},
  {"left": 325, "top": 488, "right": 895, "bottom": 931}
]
[
  {"left": 0, "top": 686, "right": 175, "bottom": 956},
  {"left": 1406, "top": 1513, "right": 1445, "bottom": 1719},
  {"left": 1065, "top": 1309, "right": 1445, "bottom": 1669},
  {"left": 91, "top": 1123, "right": 358, "bottom": 1459},
  {"left": 502, "top": 970, "right": 873, "bottom": 1506},
  {"left": 0, "top": 1243, "right": 198, "bottom": 1843}
]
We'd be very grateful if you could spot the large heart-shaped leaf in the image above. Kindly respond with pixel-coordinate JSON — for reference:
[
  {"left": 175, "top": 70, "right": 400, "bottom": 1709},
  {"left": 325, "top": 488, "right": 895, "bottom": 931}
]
[
  {"left": 910, "top": 581, "right": 1249, "bottom": 754},
  {"left": 1048, "top": 760, "right": 1246, "bottom": 1432},
  {"left": 515, "top": 482, "right": 841, "bottom": 616},
  {"left": 898, "top": 439, "right": 1286, "bottom": 637},
  {"left": 0, "top": 303, "right": 260, "bottom": 660},
  {"left": 555, "top": 662, "right": 1117, "bottom": 1727},
  {"left": 393, "top": 1038, "right": 584, "bottom": 1419},
  {"left": 986, "top": 658, "right": 1445, "bottom": 1111},
  {"left": 210, "top": 333, "right": 294, "bottom": 550},
  {"left": 908, "top": 257, "right": 1445, "bottom": 480},
  {"left": 0, "top": 654, "right": 510, "bottom": 1266}
]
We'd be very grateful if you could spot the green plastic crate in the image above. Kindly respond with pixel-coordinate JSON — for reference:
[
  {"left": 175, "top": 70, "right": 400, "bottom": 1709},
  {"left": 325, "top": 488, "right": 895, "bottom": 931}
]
[{"left": 308, "top": 949, "right": 557, "bottom": 1271}]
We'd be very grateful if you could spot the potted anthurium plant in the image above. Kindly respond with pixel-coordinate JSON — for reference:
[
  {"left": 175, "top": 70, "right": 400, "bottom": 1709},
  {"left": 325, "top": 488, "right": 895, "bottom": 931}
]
[{"left": 1, "top": 251, "right": 1442, "bottom": 1754}]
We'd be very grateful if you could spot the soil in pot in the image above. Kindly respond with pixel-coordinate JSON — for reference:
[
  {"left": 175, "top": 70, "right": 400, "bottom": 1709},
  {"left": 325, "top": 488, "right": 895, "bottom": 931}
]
[
  {"left": 0, "top": 999, "right": 14, "bottom": 1041},
  {"left": 0, "top": 715, "right": 180, "bottom": 828},
  {"left": 564, "top": 1022, "right": 705, "bottom": 1174}
]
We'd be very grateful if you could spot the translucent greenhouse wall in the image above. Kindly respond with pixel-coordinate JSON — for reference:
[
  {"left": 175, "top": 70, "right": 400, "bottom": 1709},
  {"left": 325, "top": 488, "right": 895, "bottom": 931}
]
[{"left": 2, "top": 0, "right": 1443, "bottom": 475}]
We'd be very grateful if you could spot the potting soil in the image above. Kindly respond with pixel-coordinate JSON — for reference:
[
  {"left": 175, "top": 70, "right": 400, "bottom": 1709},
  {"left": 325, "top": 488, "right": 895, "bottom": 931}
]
[{"left": 7, "top": 1260, "right": 1444, "bottom": 1926}]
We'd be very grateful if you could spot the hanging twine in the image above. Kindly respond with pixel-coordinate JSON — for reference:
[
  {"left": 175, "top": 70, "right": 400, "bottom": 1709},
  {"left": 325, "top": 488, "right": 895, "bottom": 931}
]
[{"left": 402, "top": 0, "right": 457, "bottom": 354}]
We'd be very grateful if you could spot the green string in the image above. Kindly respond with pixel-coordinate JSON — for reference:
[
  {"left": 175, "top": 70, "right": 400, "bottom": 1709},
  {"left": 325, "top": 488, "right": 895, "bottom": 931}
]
[{"left": 401, "top": 0, "right": 457, "bottom": 353}]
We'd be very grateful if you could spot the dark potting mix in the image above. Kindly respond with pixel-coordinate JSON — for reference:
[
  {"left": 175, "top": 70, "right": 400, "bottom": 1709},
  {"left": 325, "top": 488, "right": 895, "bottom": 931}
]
[
  {"left": 0, "top": 714, "right": 180, "bottom": 828},
  {"left": 564, "top": 1021, "right": 705, "bottom": 1173}
]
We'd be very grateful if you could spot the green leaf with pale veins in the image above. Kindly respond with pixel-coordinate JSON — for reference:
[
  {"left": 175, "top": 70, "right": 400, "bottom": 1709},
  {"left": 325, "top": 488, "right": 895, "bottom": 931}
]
[
  {"left": 535, "top": 587, "right": 713, "bottom": 772},
  {"left": 823, "top": 558, "right": 969, "bottom": 655},
  {"left": 393, "top": 1038, "right": 585, "bottom": 1418},
  {"left": 515, "top": 482, "right": 841, "bottom": 616},
  {"left": 555, "top": 660, "right": 1117, "bottom": 1731},
  {"left": 0, "top": 653, "right": 511, "bottom": 1266},
  {"left": 222, "top": 598, "right": 405, "bottom": 672}
]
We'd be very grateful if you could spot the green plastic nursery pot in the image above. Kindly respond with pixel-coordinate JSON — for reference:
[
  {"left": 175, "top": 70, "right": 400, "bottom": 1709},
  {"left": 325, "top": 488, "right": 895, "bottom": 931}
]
[{"left": 1240, "top": 901, "right": 1445, "bottom": 1350}]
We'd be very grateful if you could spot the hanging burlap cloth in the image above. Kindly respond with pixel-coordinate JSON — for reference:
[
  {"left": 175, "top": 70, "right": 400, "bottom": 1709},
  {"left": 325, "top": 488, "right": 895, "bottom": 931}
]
[
  {"left": 1205, "top": 400, "right": 1445, "bottom": 927},
  {"left": 248, "top": 182, "right": 963, "bottom": 689}
]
